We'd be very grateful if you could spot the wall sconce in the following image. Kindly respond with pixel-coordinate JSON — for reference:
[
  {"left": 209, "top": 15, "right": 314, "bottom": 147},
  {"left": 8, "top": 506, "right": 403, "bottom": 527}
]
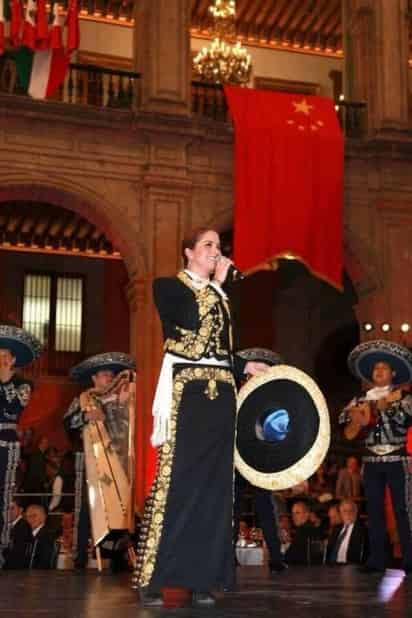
[
  {"left": 381, "top": 323, "right": 391, "bottom": 332},
  {"left": 363, "top": 322, "right": 373, "bottom": 332},
  {"left": 401, "top": 323, "right": 411, "bottom": 333}
]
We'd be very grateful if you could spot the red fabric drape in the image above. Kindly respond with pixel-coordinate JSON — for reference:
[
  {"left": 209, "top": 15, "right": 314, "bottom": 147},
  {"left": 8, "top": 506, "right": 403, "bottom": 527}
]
[{"left": 224, "top": 86, "right": 344, "bottom": 289}]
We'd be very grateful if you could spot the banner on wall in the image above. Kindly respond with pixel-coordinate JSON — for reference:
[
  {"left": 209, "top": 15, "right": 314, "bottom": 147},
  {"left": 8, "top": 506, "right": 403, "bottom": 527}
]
[{"left": 224, "top": 85, "right": 344, "bottom": 290}]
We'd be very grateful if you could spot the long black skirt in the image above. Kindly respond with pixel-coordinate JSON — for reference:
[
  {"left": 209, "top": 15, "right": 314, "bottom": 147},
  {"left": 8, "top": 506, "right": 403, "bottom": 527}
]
[{"left": 136, "top": 364, "right": 237, "bottom": 592}]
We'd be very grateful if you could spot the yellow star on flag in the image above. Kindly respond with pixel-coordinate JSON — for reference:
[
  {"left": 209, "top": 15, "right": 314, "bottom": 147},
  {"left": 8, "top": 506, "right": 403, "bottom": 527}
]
[{"left": 292, "top": 98, "right": 314, "bottom": 116}]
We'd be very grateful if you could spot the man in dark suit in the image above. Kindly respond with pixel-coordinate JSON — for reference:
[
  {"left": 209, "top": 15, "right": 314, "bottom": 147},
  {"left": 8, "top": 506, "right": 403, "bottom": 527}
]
[
  {"left": 3, "top": 498, "right": 32, "bottom": 569},
  {"left": 25, "top": 504, "right": 56, "bottom": 569},
  {"left": 285, "top": 501, "right": 322, "bottom": 565},
  {"left": 326, "top": 499, "right": 367, "bottom": 565}
]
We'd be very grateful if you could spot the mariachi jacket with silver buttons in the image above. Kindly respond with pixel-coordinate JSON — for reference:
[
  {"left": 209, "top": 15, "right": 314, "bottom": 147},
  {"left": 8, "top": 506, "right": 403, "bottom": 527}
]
[
  {"left": 340, "top": 391, "right": 412, "bottom": 450},
  {"left": 0, "top": 376, "right": 32, "bottom": 442}
]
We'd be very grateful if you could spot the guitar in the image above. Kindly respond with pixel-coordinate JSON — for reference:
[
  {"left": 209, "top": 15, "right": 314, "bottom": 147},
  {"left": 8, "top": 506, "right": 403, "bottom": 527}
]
[{"left": 343, "top": 389, "right": 403, "bottom": 441}]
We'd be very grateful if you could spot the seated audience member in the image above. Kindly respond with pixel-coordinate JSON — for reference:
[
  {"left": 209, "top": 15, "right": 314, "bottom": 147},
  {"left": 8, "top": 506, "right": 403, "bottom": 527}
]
[
  {"left": 285, "top": 501, "right": 321, "bottom": 566},
  {"left": 3, "top": 498, "right": 32, "bottom": 569},
  {"left": 309, "top": 503, "right": 328, "bottom": 537},
  {"left": 326, "top": 499, "right": 367, "bottom": 565},
  {"left": 327, "top": 503, "right": 342, "bottom": 535},
  {"left": 278, "top": 514, "right": 292, "bottom": 556},
  {"left": 25, "top": 504, "right": 56, "bottom": 569},
  {"left": 48, "top": 452, "right": 75, "bottom": 514},
  {"left": 309, "top": 464, "right": 333, "bottom": 499},
  {"left": 335, "top": 457, "right": 362, "bottom": 500}
]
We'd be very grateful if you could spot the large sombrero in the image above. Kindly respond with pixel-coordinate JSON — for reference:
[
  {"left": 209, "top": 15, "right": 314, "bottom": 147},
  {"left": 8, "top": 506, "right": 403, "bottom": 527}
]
[
  {"left": 0, "top": 325, "right": 42, "bottom": 367},
  {"left": 238, "top": 347, "right": 283, "bottom": 366},
  {"left": 70, "top": 352, "right": 136, "bottom": 384},
  {"left": 235, "top": 365, "right": 330, "bottom": 491},
  {"left": 348, "top": 340, "right": 412, "bottom": 385}
]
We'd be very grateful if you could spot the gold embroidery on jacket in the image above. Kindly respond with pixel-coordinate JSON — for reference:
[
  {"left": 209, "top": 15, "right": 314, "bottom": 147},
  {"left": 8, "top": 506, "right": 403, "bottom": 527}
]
[
  {"left": 163, "top": 272, "right": 230, "bottom": 360},
  {"left": 134, "top": 366, "right": 235, "bottom": 588}
]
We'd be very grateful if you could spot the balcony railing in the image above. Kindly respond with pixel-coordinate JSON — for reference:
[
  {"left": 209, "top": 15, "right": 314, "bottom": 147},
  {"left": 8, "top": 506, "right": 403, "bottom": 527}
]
[
  {"left": 0, "top": 55, "right": 141, "bottom": 109},
  {"left": 0, "top": 56, "right": 367, "bottom": 136}
]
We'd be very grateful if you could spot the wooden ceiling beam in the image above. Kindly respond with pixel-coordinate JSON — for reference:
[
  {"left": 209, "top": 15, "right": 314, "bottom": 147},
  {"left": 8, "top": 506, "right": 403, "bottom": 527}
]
[
  {"left": 266, "top": 0, "right": 289, "bottom": 29},
  {"left": 323, "top": 10, "right": 341, "bottom": 37},
  {"left": 302, "top": 0, "right": 330, "bottom": 47},
  {"left": 317, "top": 0, "right": 341, "bottom": 35},
  {"left": 242, "top": 0, "right": 267, "bottom": 25},
  {"left": 267, "top": 0, "right": 292, "bottom": 40},
  {"left": 255, "top": 0, "right": 275, "bottom": 26},
  {"left": 286, "top": 0, "right": 312, "bottom": 32}
]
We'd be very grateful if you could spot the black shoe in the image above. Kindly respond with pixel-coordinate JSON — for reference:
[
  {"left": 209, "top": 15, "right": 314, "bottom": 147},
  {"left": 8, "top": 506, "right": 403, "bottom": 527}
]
[
  {"left": 359, "top": 565, "right": 385, "bottom": 574},
  {"left": 192, "top": 592, "right": 216, "bottom": 606},
  {"left": 139, "top": 589, "right": 163, "bottom": 607},
  {"left": 270, "top": 561, "right": 288, "bottom": 574}
]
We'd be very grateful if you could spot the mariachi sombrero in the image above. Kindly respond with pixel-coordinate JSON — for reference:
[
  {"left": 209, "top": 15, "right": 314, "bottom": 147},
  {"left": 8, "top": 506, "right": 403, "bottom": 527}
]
[
  {"left": 235, "top": 365, "right": 330, "bottom": 491},
  {"left": 238, "top": 347, "right": 283, "bottom": 366},
  {"left": 348, "top": 340, "right": 412, "bottom": 385},
  {"left": 70, "top": 352, "right": 136, "bottom": 383},
  {"left": 0, "top": 325, "right": 42, "bottom": 367}
]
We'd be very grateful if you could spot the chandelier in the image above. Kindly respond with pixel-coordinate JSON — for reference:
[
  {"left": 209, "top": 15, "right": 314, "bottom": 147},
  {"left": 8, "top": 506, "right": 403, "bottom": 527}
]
[{"left": 193, "top": 0, "right": 252, "bottom": 86}]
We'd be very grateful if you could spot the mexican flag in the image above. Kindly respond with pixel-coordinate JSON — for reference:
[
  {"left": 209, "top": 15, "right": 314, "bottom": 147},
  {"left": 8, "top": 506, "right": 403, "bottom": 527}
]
[{"left": 1, "top": 0, "right": 79, "bottom": 99}]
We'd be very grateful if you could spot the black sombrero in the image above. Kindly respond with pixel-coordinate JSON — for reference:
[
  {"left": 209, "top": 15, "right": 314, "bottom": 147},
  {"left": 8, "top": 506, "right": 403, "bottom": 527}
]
[
  {"left": 235, "top": 365, "right": 330, "bottom": 490},
  {"left": 0, "top": 325, "right": 42, "bottom": 367},
  {"left": 70, "top": 352, "right": 136, "bottom": 384},
  {"left": 348, "top": 340, "right": 412, "bottom": 385},
  {"left": 238, "top": 347, "right": 283, "bottom": 366}
]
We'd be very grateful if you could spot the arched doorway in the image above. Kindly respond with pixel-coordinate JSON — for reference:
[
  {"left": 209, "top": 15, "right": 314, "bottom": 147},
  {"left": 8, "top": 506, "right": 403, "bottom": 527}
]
[
  {"left": 0, "top": 198, "right": 131, "bottom": 443},
  {"left": 0, "top": 184, "right": 151, "bottom": 508}
]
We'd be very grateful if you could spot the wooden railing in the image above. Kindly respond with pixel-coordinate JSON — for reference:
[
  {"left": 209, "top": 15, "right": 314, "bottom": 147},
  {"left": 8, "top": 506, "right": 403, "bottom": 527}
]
[
  {"left": 0, "top": 56, "right": 367, "bottom": 135},
  {"left": 0, "top": 55, "right": 141, "bottom": 109},
  {"left": 191, "top": 80, "right": 229, "bottom": 122},
  {"left": 61, "top": 63, "right": 140, "bottom": 108}
]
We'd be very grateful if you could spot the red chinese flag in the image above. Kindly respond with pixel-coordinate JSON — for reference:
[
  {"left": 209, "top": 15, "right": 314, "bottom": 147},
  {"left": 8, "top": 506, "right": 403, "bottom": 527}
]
[{"left": 224, "top": 86, "right": 344, "bottom": 289}]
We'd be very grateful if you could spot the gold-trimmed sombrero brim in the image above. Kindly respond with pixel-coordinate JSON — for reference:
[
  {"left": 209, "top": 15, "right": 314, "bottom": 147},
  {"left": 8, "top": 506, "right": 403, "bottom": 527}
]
[{"left": 235, "top": 364, "right": 330, "bottom": 491}]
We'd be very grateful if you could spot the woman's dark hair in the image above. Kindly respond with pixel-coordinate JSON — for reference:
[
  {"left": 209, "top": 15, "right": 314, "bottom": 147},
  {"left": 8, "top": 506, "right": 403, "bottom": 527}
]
[{"left": 181, "top": 227, "right": 215, "bottom": 267}]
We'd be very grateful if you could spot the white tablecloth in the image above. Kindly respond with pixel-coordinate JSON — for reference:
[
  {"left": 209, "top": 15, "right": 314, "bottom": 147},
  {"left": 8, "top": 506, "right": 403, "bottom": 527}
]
[{"left": 235, "top": 546, "right": 264, "bottom": 566}]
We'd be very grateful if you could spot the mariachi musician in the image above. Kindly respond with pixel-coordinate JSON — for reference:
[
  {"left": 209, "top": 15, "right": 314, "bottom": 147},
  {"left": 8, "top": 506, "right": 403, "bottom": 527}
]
[
  {"left": 340, "top": 340, "right": 412, "bottom": 573},
  {"left": 64, "top": 352, "right": 135, "bottom": 569},
  {"left": 0, "top": 324, "right": 41, "bottom": 548}
]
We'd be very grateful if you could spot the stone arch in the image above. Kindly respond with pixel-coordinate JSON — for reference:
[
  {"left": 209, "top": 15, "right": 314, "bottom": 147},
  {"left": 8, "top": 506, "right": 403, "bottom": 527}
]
[{"left": 0, "top": 178, "right": 148, "bottom": 278}]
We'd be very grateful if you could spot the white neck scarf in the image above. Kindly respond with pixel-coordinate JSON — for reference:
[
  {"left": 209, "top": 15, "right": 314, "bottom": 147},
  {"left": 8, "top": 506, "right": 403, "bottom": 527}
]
[{"left": 365, "top": 385, "right": 392, "bottom": 401}]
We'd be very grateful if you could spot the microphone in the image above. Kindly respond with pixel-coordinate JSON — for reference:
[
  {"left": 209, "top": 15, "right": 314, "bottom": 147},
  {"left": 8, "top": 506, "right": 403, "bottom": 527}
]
[{"left": 228, "top": 264, "right": 245, "bottom": 281}]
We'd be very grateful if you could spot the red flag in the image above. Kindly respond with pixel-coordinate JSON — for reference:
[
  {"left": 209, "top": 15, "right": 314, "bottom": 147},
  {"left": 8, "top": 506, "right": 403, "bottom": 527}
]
[
  {"left": 224, "top": 86, "right": 344, "bottom": 290},
  {"left": 66, "top": 0, "right": 79, "bottom": 52},
  {"left": 36, "top": 0, "right": 49, "bottom": 48},
  {"left": 49, "top": 2, "right": 63, "bottom": 49},
  {"left": 10, "top": 0, "right": 23, "bottom": 47},
  {"left": 22, "top": 0, "right": 36, "bottom": 50}
]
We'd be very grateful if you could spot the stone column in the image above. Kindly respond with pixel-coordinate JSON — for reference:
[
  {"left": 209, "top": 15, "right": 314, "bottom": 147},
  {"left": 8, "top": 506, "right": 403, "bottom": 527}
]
[
  {"left": 133, "top": 0, "right": 192, "bottom": 116},
  {"left": 127, "top": 146, "right": 193, "bottom": 508},
  {"left": 126, "top": 275, "right": 163, "bottom": 512},
  {"left": 344, "top": 0, "right": 409, "bottom": 131}
]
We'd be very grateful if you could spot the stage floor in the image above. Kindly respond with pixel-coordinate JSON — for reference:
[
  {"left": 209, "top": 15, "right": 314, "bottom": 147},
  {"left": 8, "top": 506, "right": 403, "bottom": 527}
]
[{"left": 1, "top": 566, "right": 411, "bottom": 618}]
